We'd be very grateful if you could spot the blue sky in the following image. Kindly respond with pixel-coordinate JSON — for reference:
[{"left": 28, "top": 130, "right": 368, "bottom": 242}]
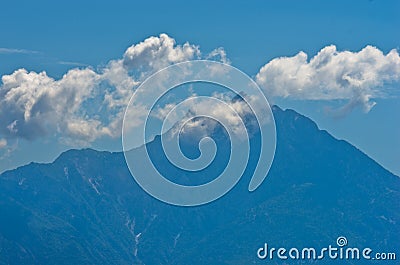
[{"left": 0, "top": 0, "right": 399, "bottom": 175}]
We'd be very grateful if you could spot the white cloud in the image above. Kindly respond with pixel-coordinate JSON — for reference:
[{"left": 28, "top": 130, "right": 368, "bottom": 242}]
[
  {"left": 0, "top": 68, "right": 103, "bottom": 142},
  {"left": 0, "top": 48, "right": 38, "bottom": 54},
  {"left": 256, "top": 45, "right": 400, "bottom": 112},
  {"left": 122, "top": 33, "right": 201, "bottom": 79},
  {"left": 157, "top": 92, "right": 261, "bottom": 141},
  {"left": 0, "top": 139, "right": 6, "bottom": 149},
  {"left": 0, "top": 34, "right": 228, "bottom": 147},
  {"left": 206, "top": 47, "right": 230, "bottom": 64},
  {"left": 3, "top": 37, "right": 397, "bottom": 151},
  {"left": 57, "top": 61, "right": 88, "bottom": 67}
]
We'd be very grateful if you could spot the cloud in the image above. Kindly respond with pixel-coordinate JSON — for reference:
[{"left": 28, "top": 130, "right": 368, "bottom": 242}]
[
  {"left": 206, "top": 47, "right": 230, "bottom": 64},
  {"left": 156, "top": 92, "right": 262, "bottom": 141},
  {"left": 122, "top": 33, "right": 201, "bottom": 79},
  {"left": 3, "top": 36, "right": 397, "bottom": 151},
  {"left": 0, "top": 68, "right": 104, "bottom": 142},
  {"left": 256, "top": 45, "right": 400, "bottom": 112},
  {"left": 0, "top": 48, "right": 38, "bottom": 54},
  {"left": 57, "top": 61, "right": 88, "bottom": 67},
  {"left": 0, "top": 139, "right": 6, "bottom": 149},
  {"left": 0, "top": 34, "right": 228, "bottom": 146}
]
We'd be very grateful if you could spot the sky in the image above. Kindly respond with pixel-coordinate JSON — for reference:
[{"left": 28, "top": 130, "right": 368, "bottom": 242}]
[{"left": 0, "top": 0, "right": 399, "bottom": 175}]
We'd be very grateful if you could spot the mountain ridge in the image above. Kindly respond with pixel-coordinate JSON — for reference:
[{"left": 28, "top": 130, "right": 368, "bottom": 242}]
[
  {"left": 4, "top": 106, "right": 396, "bottom": 177},
  {"left": 0, "top": 106, "right": 398, "bottom": 265}
]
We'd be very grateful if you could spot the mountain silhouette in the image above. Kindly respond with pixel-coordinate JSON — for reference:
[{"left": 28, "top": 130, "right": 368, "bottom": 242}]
[{"left": 0, "top": 106, "right": 398, "bottom": 264}]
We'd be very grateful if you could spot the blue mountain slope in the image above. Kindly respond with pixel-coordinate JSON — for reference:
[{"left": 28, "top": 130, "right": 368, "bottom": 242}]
[{"left": 0, "top": 106, "right": 398, "bottom": 265}]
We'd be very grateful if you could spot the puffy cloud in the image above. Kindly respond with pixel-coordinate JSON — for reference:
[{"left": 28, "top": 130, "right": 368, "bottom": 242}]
[
  {"left": 0, "top": 139, "right": 6, "bottom": 149},
  {"left": 156, "top": 92, "right": 262, "bottom": 141},
  {"left": 0, "top": 68, "right": 104, "bottom": 142},
  {"left": 4, "top": 36, "right": 397, "bottom": 151},
  {"left": 206, "top": 47, "right": 230, "bottom": 64},
  {"left": 256, "top": 45, "right": 400, "bottom": 112},
  {"left": 122, "top": 33, "right": 201, "bottom": 78},
  {"left": 0, "top": 34, "right": 227, "bottom": 146}
]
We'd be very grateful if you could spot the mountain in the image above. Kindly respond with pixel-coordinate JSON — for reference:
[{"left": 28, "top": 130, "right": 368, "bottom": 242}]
[{"left": 0, "top": 106, "right": 399, "bottom": 264}]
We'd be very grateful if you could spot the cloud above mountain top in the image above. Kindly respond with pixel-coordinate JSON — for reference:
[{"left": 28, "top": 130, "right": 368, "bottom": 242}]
[
  {"left": 0, "top": 68, "right": 102, "bottom": 142},
  {"left": 122, "top": 33, "right": 201, "bottom": 78},
  {"left": 256, "top": 45, "right": 400, "bottom": 112}
]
